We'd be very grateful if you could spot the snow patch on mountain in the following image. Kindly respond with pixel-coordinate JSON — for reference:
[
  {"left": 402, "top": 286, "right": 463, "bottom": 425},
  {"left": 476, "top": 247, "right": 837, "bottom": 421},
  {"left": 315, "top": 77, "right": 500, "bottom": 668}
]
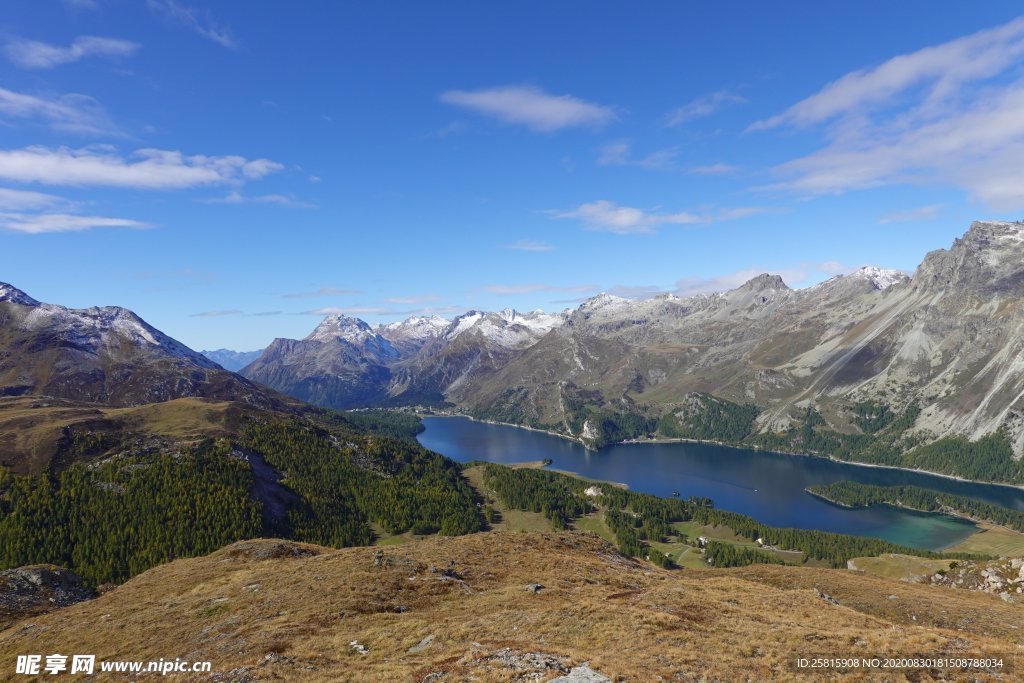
[
  {"left": 851, "top": 266, "right": 909, "bottom": 290},
  {"left": 578, "top": 293, "right": 630, "bottom": 311},
  {"left": 445, "top": 311, "right": 486, "bottom": 340},
  {"left": 307, "top": 315, "right": 376, "bottom": 343},
  {"left": 7, "top": 291, "right": 218, "bottom": 367},
  {"left": 377, "top": 315, "right": 450, "bottom": 342},
  {"left": 0, "top": 282, "right": 40, "bottom": 307}
]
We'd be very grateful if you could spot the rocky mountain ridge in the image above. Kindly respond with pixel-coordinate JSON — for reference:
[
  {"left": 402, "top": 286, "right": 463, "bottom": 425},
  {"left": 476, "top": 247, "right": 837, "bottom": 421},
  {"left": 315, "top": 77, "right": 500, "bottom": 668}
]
[
  {"left": 238, "top": 221, "right": 1024, "bottom": 471},
  {"left": 0, "top": 283, "right": 279, "bottom": 408}
]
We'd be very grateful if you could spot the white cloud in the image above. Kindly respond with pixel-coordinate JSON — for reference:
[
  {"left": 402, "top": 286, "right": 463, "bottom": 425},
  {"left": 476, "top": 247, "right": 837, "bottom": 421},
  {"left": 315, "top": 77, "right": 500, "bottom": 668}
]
[
  {"left": 0, "top": 146, "right": 282, "bottom": 189},
  {"left": 439, "top": 85, "right": 616, "bottom": 132},
  {"left": 598, "top": 141, "right": 678, "bottom": 169},
  {"left": 502, "top": 239, "right": 555, "bottom": 252},
  {"left": 148, "top": 0, "right": 236, "bottom": 48},
  {"left": 282, "top": 287, "right": 361, "bottom": 299},
  {"left": 665, "top": 90, "right": 746, "bottom": 127},
  {"left": 0, "top": 212, "right": 148, "bottom": 234},
  {"left": 754, "top": 17, "right": 1024, "bottom": 210},
  {"left": 301, "top": 306, "right": 395, "bottom": 316},
  {"left": 751, "top": 17, "right": 1024, "bottom": 130},
  {"left": 482, "top": 283, "right": 595, "bottom": 295},
  {"left": 189, "top": 309, "right": 242, "bottom": 317},
  {"left": 715, "top": 206, "right": 772, "bottom": 221},
  {"left": 0, "top": 187, "right": 65, "bottom": 210},
  {"left": 690, "top": 162, "right": 738, "bottom": 175},
  {"left": 383, "top": 295, "right": 440, "bottom": 305},
  {"left": 879, "top": 204, "right": 946, "bottom": 224},
  {"left": 0, "top": 87, "right": 117, "bottom": 136},
  {"left": 5, "top": 36, "right": 139, "bottom": 69},
  {"left": 550, "top": 200, "right": 707, "bottom": 234},
  {"left": 205, "top": 190, "right": 315, "bottom": 208}
]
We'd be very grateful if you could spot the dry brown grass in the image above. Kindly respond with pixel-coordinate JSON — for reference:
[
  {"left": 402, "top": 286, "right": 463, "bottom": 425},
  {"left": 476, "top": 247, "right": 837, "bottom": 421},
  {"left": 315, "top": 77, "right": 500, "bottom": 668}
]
[
  {"left": 1, "top": 532, "right": 1020, "bottom": 682},
  {"left": 0, "top": 396, "right": 248, "bottom": 474}
]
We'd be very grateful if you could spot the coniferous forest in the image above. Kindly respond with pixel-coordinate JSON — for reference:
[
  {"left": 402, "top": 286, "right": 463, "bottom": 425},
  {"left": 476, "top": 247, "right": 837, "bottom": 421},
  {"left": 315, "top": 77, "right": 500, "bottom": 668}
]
[
  {"left": 478, "top": 462, "right": 986, "bottom": 569},
  {"left": 0, "top": 411, "right": 481, "bottom": 586},
  {"left": 808, "top": 480, "right": 1024, "bottom": 531}
]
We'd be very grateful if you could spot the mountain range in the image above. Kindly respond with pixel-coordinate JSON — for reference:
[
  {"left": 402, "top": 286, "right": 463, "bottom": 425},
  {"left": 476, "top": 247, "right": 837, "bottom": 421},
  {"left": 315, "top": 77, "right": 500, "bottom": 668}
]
[
  {"left": 234, "top": 221, "right": 1024, "bottom": 466},
  {"left": 3, "top": 220, "right": 1024, "bottom": 478}
]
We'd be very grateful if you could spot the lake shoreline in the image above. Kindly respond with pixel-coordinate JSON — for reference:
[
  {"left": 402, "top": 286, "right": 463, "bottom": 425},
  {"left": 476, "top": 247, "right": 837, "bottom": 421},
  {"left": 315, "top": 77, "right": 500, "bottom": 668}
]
[
  {"left": 419, "top": 413, "right": 1024, "bottom": 493},
  {"left": 420, "top": 414, "right": 996, "bottom": 551}
]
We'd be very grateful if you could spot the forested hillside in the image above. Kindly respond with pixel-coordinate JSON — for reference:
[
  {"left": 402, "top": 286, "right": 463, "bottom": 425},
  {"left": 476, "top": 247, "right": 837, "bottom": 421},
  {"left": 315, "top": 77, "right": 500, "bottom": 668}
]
[
  {"left": 477, "top": 463, "right": 985, "bottom": 569},
  {"left": 0, "top": 408, "right": 480, "bottom": 586}
]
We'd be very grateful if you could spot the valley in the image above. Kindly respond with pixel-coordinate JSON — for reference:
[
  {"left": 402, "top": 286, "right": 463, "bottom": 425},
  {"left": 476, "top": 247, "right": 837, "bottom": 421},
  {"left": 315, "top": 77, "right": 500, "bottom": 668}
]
[
  {"left": 229, "top": 221, "right": 1024, "bottom": 489},
  {"left": 7, "top": 7, "right": 1024, "bottom": 679}
]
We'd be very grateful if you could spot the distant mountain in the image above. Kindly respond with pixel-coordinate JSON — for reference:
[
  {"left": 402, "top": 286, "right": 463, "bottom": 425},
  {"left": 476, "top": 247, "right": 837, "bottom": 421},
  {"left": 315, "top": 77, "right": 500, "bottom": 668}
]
[
  {"left": 0, "top": 283, "right": 278, "bottom": 408},
  {"left": 238, "top": 221, "right": 1024, "bottom": 479},
  {"left": 200, "top": 348, "right": 264, "bottom": 372},
  {"left": 240, "top": 307, "right": 568, "bottom": 408},
  {"left": 241, "top": 315, "right": 400, "bottom": 409}
]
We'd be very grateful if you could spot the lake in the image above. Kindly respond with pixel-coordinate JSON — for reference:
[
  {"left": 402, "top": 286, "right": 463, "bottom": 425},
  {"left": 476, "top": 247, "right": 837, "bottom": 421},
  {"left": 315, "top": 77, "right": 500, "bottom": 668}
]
[{"left": 417, "top": 416, "right": 1024, "bottom": 551}]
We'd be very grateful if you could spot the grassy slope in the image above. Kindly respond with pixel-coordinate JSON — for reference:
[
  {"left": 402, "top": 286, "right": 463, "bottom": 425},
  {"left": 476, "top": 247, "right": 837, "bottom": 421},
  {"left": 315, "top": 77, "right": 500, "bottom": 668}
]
[
  {"left": 1, "top": 533, "right": 1019, "bottom": 682},
  {"left": 847, "top": 554, "right": 955, "bottom": 581},
  {"left": 0, "top": 396, "right": 251, "bottom": 475},
  {"left": 945, "top": 523, "right": 1024, "bottom": 556},
  {"left": 463, "top": 465, "right": 553, "bottom": 533}
]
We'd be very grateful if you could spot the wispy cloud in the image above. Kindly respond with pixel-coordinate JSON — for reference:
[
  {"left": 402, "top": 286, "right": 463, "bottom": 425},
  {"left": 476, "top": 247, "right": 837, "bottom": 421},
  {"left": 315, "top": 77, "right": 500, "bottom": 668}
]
[
  {"left": 715, "top": 206, "right": 773, "bottom": 221},
  {"left": 301, "top": 306, "right": 395, "bottom": 316},
  {"left": 147, "top": 0, "right": 236, "bottom": 48},
  {"left": 383, "top": 294, "right": 440, "bottom": 305},
  {"left": 0, "top": 87, "right": 118, "bottom": 136},
  {"left": 0, "top": 187, "right": 66, "bottom": 211},
  {"left": 189, "top": 309, "right": 242, "bottom": 317},
  {"left": 5, "top": 36, "right": 139, "bottom": 69},
  {"left": 879, "top": 204, "right": 946, "bottom": 224},
  {"left": 204, "top": 190, "right": 316, "bottom": 208},
  {"left": 549, "top": 200, "right": 777, "bottom": 235},
  {"left": 665, "top": 89, "right": 746, "bottom": 127},
  {"left": 482, "top": 283, "right": 595, "bottom": 295},
  {"left": 751, "top": 18, "right": 1024, "bottom": 131},
  {"left": 439, "top": 85, "right": 616, "bottom": 132},
  {"left": 549, "top": 200, "right": 706, "bottom": 235},
  {"left": 282, "top": 287, "right": 361, "bottom": 299},
  {"left": 0, "top": 212, "right": 148, "bottom": 234},
  {"left": 597, "top": 141, "right": 679, "bottom": 170},
  {"left": 502, "top": 239, "right": 555, "bottom": 252},
  {"left": 0, "top": 146, "right": 282, "bottom": 189},
  {"left": 754, "top": 17, "right": 1024, "bottom": 209},
  {"left": 690, "top": 162, "right": 738, "bottom": 175},
  {"left": 0, "top": 187, "right": 121, "bottom": 234}
]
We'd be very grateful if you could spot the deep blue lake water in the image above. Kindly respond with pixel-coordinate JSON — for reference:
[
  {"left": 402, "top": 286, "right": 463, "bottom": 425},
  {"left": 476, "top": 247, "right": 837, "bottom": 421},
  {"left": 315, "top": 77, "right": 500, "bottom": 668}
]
[{"left": 417, "top": 416, "right": 1024, "bottom": 551}]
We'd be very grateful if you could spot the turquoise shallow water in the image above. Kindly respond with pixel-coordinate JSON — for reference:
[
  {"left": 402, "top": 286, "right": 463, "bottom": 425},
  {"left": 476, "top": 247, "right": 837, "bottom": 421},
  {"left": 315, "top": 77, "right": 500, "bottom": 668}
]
[{"left": 417, "top": 417, "right": 1024, "bottom": 551}]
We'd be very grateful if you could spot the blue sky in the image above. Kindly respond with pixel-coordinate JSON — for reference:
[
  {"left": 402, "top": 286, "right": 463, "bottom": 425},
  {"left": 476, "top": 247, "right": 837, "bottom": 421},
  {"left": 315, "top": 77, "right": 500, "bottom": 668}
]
[{"left": 2, "top": 1, "right": 1024, "bottom": 350}]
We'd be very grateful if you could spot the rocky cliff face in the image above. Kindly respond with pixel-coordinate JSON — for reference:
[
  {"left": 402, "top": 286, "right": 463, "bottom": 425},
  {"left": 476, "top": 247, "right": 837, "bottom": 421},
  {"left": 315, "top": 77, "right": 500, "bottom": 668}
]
[{"left": 0, "top": 284, "right": 276, "bottom": 407}]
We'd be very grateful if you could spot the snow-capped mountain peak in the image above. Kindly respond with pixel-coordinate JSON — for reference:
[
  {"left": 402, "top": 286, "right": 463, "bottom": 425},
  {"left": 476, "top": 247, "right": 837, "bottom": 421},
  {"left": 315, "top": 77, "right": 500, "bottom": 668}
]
[
  {"left": 852, "top": 266, "right": 909, "bottom": 290},
  {"left": 0, "top": 282, "right": 40, "bottom": 307},
  {"left": 579, "top": 292, "right": 629, "bottom": 310},
  {"left": 306, "top": 314, "right": 375, "bottom": 343}
]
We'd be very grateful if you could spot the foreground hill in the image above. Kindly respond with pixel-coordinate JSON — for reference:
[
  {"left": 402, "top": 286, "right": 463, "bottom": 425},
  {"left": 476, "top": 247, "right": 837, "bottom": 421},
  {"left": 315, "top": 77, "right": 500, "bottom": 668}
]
[{"left": 0, "top": 532, "right": 1018, "bottom": 682}]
